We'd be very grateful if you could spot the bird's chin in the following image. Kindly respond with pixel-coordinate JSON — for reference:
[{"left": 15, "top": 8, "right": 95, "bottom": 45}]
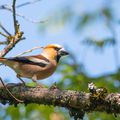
[{"left": 56, "top": 55, "right": 61, "bottom": 63}]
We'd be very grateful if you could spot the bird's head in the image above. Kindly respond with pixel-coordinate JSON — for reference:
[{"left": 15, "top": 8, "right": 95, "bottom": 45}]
[{"left": 41, "top": 44, "right": 69, "bottom": 62}]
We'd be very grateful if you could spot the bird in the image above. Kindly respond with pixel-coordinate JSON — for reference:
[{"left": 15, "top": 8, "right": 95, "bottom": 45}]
[{"left": 0, "top": 44, "right": 69, "bottom": 84}]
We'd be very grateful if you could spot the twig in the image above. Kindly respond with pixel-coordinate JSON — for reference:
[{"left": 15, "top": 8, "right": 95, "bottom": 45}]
[
  {"left": 0, "top": 22, "right": 11, "bottom": 36},
  {"left": 12, "top": 0, "right": 17, "bottom": 34},
  {"left": 0, "top": 36, "right": 23, "bottom": 57},
  {"left": 16, "top": 0, "right": 41, "bottom": 8},
  {"left": 0, "top": 77, "right": 23, "bottom": 103},
  {"left": 0, "top": 41, "right": 8, "bottom": 45},
  {"left": 15, "top": 46, "right": 42, "bottom": 57},
  {"left": 0, "top": 5, "right": 47, "bottom": 24},
  {"left": 0, "top": 31, "right": 8, "bottom": 38},
  {"left": 12, "top": 12, "right": 47, "bottom": 24}
]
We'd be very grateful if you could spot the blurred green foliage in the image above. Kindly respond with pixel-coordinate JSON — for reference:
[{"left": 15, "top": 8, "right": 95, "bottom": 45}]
[{"left": 0, "top": 0, "right": 120, "bottom": 120}]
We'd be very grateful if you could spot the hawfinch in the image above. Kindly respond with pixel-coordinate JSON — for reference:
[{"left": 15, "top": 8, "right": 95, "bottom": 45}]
[{"left": 0, "top": 44, "right": 69, "bottom": 83}]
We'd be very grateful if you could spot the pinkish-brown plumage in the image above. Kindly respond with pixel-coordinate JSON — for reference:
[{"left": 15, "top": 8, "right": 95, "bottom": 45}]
[{"left": 0, "top": 44, "right": 69, "bottom": 82}]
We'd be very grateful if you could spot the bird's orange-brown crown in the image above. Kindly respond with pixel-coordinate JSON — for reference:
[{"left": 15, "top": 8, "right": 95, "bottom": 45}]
[{"left": 43, "top": 44, "right": 63, "bottom": 49}]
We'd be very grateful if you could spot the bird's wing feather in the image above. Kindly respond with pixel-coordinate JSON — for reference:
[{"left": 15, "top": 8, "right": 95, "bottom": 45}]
[{"left": 7, "top": 55, "right": 50, "bottom": 67}]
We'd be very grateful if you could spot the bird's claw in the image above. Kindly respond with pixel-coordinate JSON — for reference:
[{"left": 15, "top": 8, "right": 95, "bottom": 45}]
[{"left": 36, "top": 83, "right": 45, "bottom": 88}]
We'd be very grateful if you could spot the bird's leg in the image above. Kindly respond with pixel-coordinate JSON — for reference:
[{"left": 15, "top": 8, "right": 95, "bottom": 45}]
[
  {"left": 32, "top": 75, "right": 37, "bottom": 83},
  {"left": 16, "top": 74, "right": 26, "bottom": 86},
  {"left": 32, "top": 75, "right": 44, "bottom": 88}
]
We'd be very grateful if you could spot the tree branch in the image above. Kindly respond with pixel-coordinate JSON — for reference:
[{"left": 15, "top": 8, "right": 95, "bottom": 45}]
[
  {"left": 0, "top": 1, "right": 24, "bottom": 57},
  {"left": 0, "top": 83, "right": 119, "bottom": 119},
  {"left": 12, "top": 0, "right": 17, "bottom": 34},
  {"left": 0, "top": 30, "right": 23, "bottom": 57}
]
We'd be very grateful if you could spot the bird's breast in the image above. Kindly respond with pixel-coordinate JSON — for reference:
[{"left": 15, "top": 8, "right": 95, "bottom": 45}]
[{"left": 36, "top": 62, "right": 57, "bottom": 80}]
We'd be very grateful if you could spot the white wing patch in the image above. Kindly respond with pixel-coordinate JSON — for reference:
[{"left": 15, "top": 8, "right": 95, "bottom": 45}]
[{"left": 28, "top": 57, "right": 49, "bottom": 65}]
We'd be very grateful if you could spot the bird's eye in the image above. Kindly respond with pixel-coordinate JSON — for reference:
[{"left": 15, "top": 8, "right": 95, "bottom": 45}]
[{"left": 54, "top": 47, "right": 61, "bottom": 51}]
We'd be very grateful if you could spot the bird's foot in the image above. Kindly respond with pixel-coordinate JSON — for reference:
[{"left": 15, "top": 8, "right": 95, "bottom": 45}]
[{"left": 36, "top": 83, "right": 45, "bottom": 88}]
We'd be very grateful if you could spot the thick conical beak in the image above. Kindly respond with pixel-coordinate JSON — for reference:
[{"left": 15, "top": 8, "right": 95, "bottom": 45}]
[{"left": 59, "top": 48, "right": 69, "bottom": 56}]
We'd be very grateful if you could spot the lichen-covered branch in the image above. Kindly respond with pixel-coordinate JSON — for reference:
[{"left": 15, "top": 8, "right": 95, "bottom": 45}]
[{"left": 0, "top": 83, "right": 119, "bottom": 119}]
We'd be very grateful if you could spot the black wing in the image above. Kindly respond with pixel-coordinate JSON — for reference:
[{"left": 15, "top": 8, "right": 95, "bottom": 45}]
[{"left": 7, "top": 56, "right": 49, "bottom": 67}]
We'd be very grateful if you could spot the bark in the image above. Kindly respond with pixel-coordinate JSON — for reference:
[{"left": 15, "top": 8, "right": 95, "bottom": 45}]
[{"left": 0, "top": 83, "right": 119, "bottom": 119}]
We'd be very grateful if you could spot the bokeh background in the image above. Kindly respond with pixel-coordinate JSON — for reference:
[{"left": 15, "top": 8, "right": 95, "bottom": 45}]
[{"left": 0, "top": 0, "right": 120, "bottom": 120}]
